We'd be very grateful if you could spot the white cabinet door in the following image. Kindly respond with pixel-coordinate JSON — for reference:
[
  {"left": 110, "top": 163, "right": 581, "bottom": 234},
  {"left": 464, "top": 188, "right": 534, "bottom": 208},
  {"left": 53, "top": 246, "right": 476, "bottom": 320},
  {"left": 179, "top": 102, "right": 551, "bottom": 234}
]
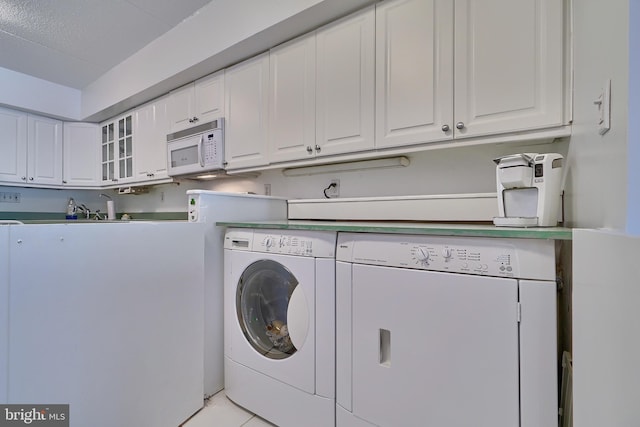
[
  {"left": 268, "top": 33, "right": 316, "bottom": 163},
  {"left": 27, "top": 115, "right": 63, "bottom": 186},
  {"left": 168, "top": 83, "right": 196, "bottom": 133},
  {"left": 224, "top": 53, "right": 270, "bottom": 170},
  {"left": 134, "top": 96, "right": 170, "bottom": 182},
  {"left": 100, "top": 113, "right": 135, "bottom": 186},
  {"left": 63, "top": 122, "right": 100, "bottom": 187},
  {"left": 0, "top": 107, "right": 27, "bottom": 184},
  {"left": 453, "top": 0, "right": 565, "bottom": 138},
  {"left": 194, "top": 70, "right": 225, "bottom": 125},
  {"left": 169, "top": 71, "right": 225, "bottom": 133},
  {"left": 316, "top": 6, "right": 375, "bottom": 157},
  {"left": 375, "top": 0, "right": 454, "bottom": 148}
]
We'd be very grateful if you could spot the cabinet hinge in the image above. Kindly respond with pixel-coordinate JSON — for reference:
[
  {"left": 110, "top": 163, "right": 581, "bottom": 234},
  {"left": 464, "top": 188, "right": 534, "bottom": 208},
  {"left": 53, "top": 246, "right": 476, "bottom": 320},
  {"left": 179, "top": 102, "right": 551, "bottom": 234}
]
[{"left": 517, "top": 302, "right": 522, "bottom": 323}]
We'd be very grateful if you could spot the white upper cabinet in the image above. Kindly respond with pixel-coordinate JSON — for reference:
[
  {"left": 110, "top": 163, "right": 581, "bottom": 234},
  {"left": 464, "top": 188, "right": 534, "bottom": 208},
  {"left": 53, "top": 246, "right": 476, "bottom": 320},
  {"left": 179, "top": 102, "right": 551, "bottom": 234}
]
[
  {"left": 453, "top": 0, "right": 565, "bottom": 138},
  {"left": 375, "top": 0, "right": 454, "bottom": 148},
  {"left": 316, "top": 6, "right": 375, "bottom": 157},
  {"left": 168, "top": 71, "right": 225, "bottom": 133},
  {"left": 376, "top": 0, "right": 566, "bottom": 148},
  {"left": 0, "top": 108, "right": 63, "bottom": 187},
  {"left": 224, "top": 53, "right": 270, "bottom": 170},
  {"left": 0, "top": 108, "right": 27, "bottom": 184},
  {"left": 268, "top": 33, "right": 317, "bottom": 163},
  {"left": 100, "top": 113, "right": 135, "bottom": 186},
  {"left": 62, "top": 122, "right": 100, "bottom": 187},
  {"left": 134, "top": 96, "right": 170, "bottom": 182},
  {"left": 27, "top": 115, "right": 63, "bottom": 186}
]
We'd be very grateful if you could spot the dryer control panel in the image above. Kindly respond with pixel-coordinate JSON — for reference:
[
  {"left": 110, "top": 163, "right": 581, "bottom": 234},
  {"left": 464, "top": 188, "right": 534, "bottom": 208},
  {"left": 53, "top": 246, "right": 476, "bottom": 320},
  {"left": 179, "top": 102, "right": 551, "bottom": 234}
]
[{"left": 337, "top": 232, "right": 555, "bottom": 281}]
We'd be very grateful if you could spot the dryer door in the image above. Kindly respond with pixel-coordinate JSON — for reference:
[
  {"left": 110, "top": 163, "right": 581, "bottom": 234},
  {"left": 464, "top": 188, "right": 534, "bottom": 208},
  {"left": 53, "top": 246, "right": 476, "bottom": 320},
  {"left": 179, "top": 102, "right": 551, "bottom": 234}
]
[{"left": 236, "top": 259, "right": 309, "bottom": 360}]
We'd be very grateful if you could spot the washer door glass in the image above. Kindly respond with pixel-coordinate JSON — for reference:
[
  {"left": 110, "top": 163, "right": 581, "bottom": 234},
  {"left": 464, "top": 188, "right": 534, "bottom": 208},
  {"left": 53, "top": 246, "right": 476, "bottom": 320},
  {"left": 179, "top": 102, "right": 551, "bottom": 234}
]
[{"left": 236, "top": 259, "right": 308, "bottom": 360}]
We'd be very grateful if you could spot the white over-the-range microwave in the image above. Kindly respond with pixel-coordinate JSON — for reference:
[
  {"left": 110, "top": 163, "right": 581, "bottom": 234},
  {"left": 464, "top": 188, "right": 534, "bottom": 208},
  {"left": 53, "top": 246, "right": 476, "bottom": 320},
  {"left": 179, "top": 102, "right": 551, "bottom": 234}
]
[{"left": 167, "top": 119, "right": 225, "bottom": 178}]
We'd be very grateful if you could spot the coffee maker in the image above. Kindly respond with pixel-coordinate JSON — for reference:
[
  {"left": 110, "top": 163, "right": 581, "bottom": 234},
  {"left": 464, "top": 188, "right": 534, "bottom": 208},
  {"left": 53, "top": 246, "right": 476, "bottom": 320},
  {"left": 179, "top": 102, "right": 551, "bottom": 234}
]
[{"left": 493, "top": 153, "right": 563, "bottom": 227}]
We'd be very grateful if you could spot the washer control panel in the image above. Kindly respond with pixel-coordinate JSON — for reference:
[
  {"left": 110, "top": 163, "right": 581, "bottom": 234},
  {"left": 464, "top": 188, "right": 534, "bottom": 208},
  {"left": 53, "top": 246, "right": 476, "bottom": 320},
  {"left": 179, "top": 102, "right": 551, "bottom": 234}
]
[
  {"left": 225, "top": 229, "right": 336, "bottom": 258},
  {"left": 258, "top": 234, "right": 316, "bottom": 256}
]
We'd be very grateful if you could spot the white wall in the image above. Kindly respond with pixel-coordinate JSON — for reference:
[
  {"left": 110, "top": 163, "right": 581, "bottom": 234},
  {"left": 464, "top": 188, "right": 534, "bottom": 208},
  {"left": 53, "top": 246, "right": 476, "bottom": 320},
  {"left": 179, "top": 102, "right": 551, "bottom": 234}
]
[
  {"left": 573, "top": 230, "right": 640, "bottom": 427},
  {"left": 81, "top": 0, "right": 375, "bottom": 122},
  {"left": 627, "top": 0, "right": 640, "bottom": 235},
  {"left": 564, "top": 0, "right": 629, "bottom": 230},
  {"left": 115, "top": 139, "right": 569, "bottom": 214},
  {"left": 0, "top": 185, "right": 114, "bottom": 217},
  {"left": 0, "top": 67, "right": 81, "bottom": 120}
]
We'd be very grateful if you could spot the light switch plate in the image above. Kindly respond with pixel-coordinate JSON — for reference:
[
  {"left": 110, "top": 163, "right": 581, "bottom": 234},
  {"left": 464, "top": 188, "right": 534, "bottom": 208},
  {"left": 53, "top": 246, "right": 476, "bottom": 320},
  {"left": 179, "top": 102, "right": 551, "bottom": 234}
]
[{"left": 595, "top": 79, "right": 611, "bottom": 135}]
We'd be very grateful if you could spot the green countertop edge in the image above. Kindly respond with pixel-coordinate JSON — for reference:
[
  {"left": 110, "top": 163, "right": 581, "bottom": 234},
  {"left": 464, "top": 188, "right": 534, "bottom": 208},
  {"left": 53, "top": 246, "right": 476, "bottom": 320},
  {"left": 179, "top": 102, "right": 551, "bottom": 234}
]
[
  {"left": 0, "top": 211, "right": 187, "bottom": 221},
  {"left": 216, "top": 220, "right": 573, "bottom": 240}
]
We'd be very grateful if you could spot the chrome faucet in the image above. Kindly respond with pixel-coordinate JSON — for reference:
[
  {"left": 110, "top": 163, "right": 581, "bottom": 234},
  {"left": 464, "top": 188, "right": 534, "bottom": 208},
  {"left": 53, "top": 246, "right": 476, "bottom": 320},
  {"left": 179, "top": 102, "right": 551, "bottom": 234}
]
[{"left": 77, "top": 204, "right": 91, "bottom": 219}]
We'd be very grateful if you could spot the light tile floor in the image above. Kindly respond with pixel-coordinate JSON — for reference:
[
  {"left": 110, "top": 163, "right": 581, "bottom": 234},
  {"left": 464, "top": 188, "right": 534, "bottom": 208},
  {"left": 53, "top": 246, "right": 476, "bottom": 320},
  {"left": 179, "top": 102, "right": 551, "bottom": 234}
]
[{"left": 182, "top": 390, "right": 276, "bottom": 427}]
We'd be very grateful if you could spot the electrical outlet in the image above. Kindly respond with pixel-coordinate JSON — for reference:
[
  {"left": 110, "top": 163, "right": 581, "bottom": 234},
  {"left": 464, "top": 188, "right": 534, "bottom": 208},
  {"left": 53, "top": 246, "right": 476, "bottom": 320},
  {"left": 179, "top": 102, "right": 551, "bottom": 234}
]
[
  {"left": 325, "top": 179, "right": 340, "bottom": 198},
  {"left": 0, "top": 192, "right": 21, "bottom": 203}
]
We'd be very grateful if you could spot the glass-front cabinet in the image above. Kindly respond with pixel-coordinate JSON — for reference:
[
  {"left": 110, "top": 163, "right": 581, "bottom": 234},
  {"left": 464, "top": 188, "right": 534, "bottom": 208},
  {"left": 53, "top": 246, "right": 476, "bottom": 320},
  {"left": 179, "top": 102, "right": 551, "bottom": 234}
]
[{"left": 101, "top": 113, "right": 134, "bottom": 185}]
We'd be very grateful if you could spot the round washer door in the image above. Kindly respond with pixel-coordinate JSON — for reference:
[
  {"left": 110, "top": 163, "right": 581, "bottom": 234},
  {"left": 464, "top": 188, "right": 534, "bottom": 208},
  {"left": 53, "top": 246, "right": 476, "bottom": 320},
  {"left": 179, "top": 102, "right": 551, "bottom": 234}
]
[{"left": 236, "top": 259, "right": 309, "bottom": 360}]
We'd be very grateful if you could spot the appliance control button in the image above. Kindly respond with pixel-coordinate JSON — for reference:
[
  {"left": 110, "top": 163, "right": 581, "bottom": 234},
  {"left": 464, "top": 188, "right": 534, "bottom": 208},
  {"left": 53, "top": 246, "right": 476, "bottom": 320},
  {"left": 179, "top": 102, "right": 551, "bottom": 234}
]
[{"left": 415, "top": 247, "right": 430, "bottom": 265}]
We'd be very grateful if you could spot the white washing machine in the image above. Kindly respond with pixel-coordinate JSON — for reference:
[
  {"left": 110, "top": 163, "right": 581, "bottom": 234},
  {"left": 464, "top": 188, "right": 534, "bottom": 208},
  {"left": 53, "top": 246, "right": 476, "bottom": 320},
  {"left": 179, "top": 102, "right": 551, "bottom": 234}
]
[
  {"left": 224, "top": 228, "right": 336, "bottom": 427},
  {"left": 336, "top": 232, "right": 558, "bottom": 427},
  {"left": 187, "top": 190, "right": 288, "bottom": 397}
]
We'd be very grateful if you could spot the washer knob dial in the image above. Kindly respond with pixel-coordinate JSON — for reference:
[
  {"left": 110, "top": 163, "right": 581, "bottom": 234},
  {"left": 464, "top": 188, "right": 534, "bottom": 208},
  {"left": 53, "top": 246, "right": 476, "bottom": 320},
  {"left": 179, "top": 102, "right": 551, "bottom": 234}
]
[
  {"left": 264, "top": 237, "right": 274, "bottom": 248},
  {"left": 442, "top": 248, "right": 453, "bottom": 259}
]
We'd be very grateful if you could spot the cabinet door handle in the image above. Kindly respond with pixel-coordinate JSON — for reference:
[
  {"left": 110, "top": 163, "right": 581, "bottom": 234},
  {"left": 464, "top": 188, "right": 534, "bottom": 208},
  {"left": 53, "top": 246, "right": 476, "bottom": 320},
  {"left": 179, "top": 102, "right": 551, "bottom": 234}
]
[
  {"left": 21, "top": 176, "right": 26, "bottom": 181},
  {"left": 456, "top": 122, "right": 465, "bottom": 130},
  {"left": 188, "top": 118, "right": 193, "bottom": 123},
  {"left": 29, "top": 177, "right": 34, "bottom": 181},
  {"left": 192, "top": 117, "right": 199, "bottom": 122},
  {"left": 306, "top": 146, "right": 313, "bottom": 154},
  {"left": 62, "top": 180, "right": 67, "bottom": 184},
  {"left": 441, "top": 124, "right": 450, "bottom": 132},
  {"left": 315, "top": 144, "right": 321, "bottom": 153}
]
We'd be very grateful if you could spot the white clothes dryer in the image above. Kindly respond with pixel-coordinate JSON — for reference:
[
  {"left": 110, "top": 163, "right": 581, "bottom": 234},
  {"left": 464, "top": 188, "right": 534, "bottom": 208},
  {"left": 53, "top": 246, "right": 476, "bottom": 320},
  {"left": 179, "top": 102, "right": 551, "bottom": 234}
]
[
  {"left": 224, "top": 228, "right": 336, "bottom": 427},
  {"left": 336, "top": 232, "right": 558, "bottom": 427}
]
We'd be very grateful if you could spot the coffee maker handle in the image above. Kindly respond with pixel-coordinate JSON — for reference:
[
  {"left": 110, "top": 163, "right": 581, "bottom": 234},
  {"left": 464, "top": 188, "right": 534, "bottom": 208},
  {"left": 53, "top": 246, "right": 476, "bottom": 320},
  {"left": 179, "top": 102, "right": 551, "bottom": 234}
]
[{"left": 493, "top": 153, "right": 534, "bottom": 166}]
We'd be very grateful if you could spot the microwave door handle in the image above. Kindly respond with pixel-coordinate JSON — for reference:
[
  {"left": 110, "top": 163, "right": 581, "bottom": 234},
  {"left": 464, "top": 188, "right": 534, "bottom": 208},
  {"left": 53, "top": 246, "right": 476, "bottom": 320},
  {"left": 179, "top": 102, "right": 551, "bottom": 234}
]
[{"left": 198, "top": 134, "right": 205, "bottom": 167}]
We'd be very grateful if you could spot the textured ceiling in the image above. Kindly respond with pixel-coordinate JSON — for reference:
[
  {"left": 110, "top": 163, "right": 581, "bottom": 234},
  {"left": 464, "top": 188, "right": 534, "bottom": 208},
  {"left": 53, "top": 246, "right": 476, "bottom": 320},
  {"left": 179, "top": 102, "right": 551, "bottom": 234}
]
[{"left": 0, "top": 0, "right": 213, "bottom": 89}]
